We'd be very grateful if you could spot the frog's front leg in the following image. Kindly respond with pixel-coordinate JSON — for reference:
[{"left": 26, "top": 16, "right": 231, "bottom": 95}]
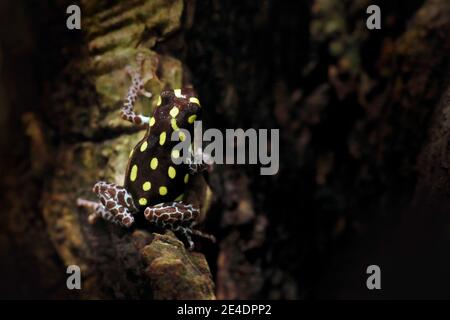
[
  {"left": 121, "top": 53, "right": 154, "bottom": 126},
  {"left": 186, "top": 148, "right": 213, "bottom": 174},
  {"left": 144, "top": 202, "right": 216, "bottom": 250}
]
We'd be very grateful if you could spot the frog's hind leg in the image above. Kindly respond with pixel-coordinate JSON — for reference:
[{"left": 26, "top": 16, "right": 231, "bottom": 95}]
[
  {"left": 87, "top": 181, "right": 137, "bottom": 228},
  {"left": 76, "top": 198, "right": 119, "bottom": 225},
  {"left": 144, "top": 202, "right": 215, "bottom": 250}
]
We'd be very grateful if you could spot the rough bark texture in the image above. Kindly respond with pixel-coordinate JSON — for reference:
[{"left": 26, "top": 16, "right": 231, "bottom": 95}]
[{"left": 1, "top": 0, "right": 450, "bottom": 299}]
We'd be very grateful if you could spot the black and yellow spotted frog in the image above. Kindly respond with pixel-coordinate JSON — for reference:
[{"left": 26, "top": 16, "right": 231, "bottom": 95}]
[{"left": 77, "top": 54, "right": 214, "bottom": 250}]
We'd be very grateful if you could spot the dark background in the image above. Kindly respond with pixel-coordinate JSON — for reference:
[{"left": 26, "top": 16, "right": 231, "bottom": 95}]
[{"left": 1, "top": 0, "right": 450, "bottom": 299}]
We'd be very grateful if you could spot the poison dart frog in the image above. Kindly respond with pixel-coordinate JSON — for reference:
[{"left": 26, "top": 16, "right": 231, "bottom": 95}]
[{"left": 77, "top": 53, "right": 214, "bottom": 250}]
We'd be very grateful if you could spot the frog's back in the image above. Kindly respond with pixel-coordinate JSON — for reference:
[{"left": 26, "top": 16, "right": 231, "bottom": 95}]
[{"left": 124, "top": 88, "right": 201, "bottom": 210}]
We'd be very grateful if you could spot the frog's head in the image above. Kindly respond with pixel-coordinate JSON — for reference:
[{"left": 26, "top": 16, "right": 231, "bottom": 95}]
[{"left": 157, "top": 87, "right": 202, "bottom": 133}]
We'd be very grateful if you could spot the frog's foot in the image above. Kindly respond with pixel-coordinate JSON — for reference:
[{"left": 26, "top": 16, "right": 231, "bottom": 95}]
[
  {"left": 135, "top": 53, "right": 156, "bottom": 82},
  {"left": 171, "top": 226, "right": 216, "bottom": 251},
  {"left": 77, "top": 198, "right": 120, "bottom": 225},
  {"left": 188, "top": 229, "right": 216, "bottom": 243},
  {"left": 92, "top": 181, "right": 137, "bottom": 228},
  {"left": 174, "top": 226, "right": 195, "bottom": 250},
  {"left": 144, "top": 202, "right": 215, "bottom": 250},
  {"left": 186, "top": 150, "right": 213, "bottom": 174}
]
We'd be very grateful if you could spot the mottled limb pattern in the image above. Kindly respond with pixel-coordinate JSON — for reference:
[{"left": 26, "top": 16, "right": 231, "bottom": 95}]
[
  {"left": 121, "top": 53, "right": 153, "bottom": 126},
  {"left": 77, "top": 198, "right": 119, "bottom": 225},
  {"left": 144, "top": 202, "right": 216, "bottom": 250},
  {"left": 92, "top": 181, "right": 137, "bottom": 228},
  {"left": 186, "top": 149, "right": 213, "bottom": 175}
]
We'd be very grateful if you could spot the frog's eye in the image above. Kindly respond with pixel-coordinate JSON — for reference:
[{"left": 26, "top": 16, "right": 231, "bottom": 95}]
[
  {"left": 159, "top": 90, "right": 175, "bottom": 106},
  {"left": 186, "top": 101, "right": 201, "bottom": 120}
]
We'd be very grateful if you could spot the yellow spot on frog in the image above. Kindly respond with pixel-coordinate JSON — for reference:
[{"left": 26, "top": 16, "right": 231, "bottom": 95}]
[
  {"left": 139, "top": 198, "right": 147, "bottom": 206},
  {"left": 156, "top": 95, "right": 162, "bottom": 106},
  {"left": 168, "top": 166, "right": 176, "bottom": 179},
  {"left": 159, "top": 186, "right": 168, "bottom": 196},
  {"left": 170, "top": 106, "right": 179, "bottom": 118},
  {"left": 140, "top": 141, "right": 148, "bottom": 152},
  {"left": 179, "top": 131, "right": 186, "bottom": 141},
  {"left": 188, "top": 114, "right": 197, "bottom": 124},
  {"left": 171, "top": 118, "right": 179, "bottom": 131},
  {"left": 159, "top": 131, "right": 166, "bottom": 145},
  {"left": 175, "top": 194, "right": 184, "bottom": 201},
  {"left": 142, "top": 181, "right": 151, "bottom": 191},
  {"left": 150, "top": 157, "right": 158, "bottom": 170},
  {"left": 174, "top": 89, "right": 183, "bottom": 98},
  {"left": 149, "top": 117, "right": 155, "bottom": 127},
  {"left": 184, "top": 173, "right": 189, "bottom": 184},
  {"left": 189, "top": 97, "right": 200, "bottom": 105},
  {"left": 171, "top": 149, "right": 180, "bottom": 159},
  {"left": 130, "top": 165, "right": 138, "bottom": 182}
]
